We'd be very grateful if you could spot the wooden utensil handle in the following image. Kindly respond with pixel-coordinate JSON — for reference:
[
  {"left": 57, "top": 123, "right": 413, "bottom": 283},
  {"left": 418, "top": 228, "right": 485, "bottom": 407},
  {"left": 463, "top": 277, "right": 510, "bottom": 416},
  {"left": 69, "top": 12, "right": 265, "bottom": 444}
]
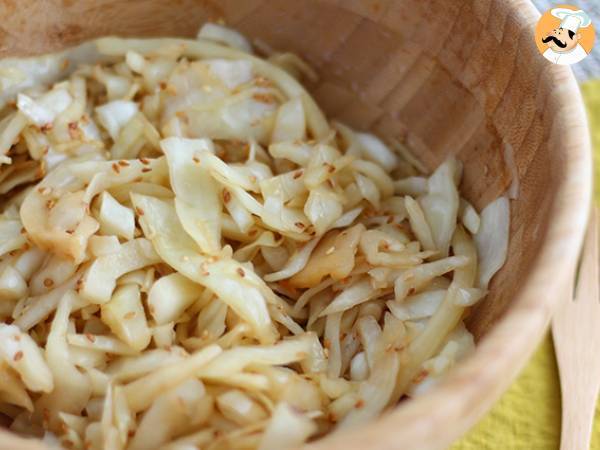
[{"left": 559, "top": 389, "right": 596, "bottom": 450}]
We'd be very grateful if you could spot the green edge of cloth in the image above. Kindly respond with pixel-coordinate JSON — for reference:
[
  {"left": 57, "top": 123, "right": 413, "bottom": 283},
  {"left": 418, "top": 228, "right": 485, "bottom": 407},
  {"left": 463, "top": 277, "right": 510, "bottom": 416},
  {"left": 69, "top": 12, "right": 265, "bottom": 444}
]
[{"left": 452, "top": 80, "right": 600, "bottom": 450}]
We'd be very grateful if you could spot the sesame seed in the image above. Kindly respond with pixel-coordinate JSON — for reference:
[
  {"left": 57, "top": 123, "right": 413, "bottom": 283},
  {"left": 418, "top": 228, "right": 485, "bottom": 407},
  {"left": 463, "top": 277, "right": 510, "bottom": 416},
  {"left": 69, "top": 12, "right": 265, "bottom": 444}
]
[
  {"left": 200, "top": 262, "right": 210, "bottom": 276},
  {"left": 85, "top": 333, "right": 95, "bottom": 343},
  {"left": 237, "top": 267, "right": 245, "bottom": 277},
  {"left": 140, "top": 157, "right": 150, "bottom": 165},
  {"left": 141, "top": 167, "right": 152, "bottom": 173},
  {"left": 118, "top": 160, "right": 130, "bottom": 167},
  {"left": 13, "top": 351, "right": 23, "bottom": 361},
  {"left": 325, "top": 246, "right": 335, "bottom": 255},
  {"left": 223, "top": 189, "right": 231, "bottom": 203},
  {"left": 293, "top": 170, "right": 304, "bottom": 179},
  {"left": 112, "top": 163, "right": 120, "bottom": 174},
  {"left": 252, "top": 93, "right": 276, "bottom": 104}
]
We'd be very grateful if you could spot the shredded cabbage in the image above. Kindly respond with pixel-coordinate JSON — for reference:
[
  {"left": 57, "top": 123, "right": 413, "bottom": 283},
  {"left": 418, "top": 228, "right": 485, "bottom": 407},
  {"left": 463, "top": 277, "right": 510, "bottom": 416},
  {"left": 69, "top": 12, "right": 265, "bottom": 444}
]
[{"left": 0, "top": 25, "right": 510, "bottom": 450}]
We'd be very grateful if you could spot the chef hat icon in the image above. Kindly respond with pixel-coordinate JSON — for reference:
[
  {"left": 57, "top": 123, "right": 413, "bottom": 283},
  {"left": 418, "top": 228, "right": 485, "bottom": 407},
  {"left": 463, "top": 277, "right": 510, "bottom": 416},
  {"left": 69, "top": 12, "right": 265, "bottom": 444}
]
[{"left": 551, "top": 8, "right": 592, "bottom": 33}]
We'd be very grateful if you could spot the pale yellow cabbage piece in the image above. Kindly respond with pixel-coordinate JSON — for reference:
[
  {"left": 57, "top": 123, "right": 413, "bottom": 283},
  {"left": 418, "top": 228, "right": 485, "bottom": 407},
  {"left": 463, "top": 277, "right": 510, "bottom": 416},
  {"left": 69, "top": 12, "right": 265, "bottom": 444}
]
[
  {"left": 97, "top": 191, "right": 135, "bottom": 240},
  {"left": 80, "top": 238, "right": 160, "bottom": 304},
  {"left": 0, "top": 323, "right": 53, "bottom": 393},
  {"left": 161, "top": 137, "right": 222, "bottom": 255},
  {"left": 101, "top": 284, "right": 151, "bottom": 352},
  {"left": 259, "top": 403, "right": 316, "bottom": 450},
  {"left": 148, "top": 273, "right": 203, "bottom": 325},
  {"left": 131, "top": 194, "right": 278, "bottom": 344}
]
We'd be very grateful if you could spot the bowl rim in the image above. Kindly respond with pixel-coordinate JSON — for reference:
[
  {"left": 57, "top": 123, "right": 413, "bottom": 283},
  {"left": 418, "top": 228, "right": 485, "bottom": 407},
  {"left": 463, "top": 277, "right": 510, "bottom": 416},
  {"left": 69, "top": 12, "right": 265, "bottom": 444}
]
[{"left": 303, "top": 1, "right": 592, "bottom": 449}]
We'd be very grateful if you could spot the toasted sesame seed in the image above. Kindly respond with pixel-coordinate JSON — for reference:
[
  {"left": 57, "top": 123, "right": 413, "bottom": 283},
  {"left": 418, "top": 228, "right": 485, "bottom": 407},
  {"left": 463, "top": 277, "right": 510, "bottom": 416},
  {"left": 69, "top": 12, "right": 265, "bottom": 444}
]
[
  {"left": 200, "top": 262, "right": 210, "bottom": 276},
  {"left": 252, "top": 93, "right": 276, "bottom": 104},
  {"left": 112, "top": 163, "right": 120, "bottom": 174},
  {"left": 13, "top": 351, "right": 23, "bottom": 361},
  {"left": 237, "top": 267, "right": 245, "bottom": 277},
  {"left": 118, "top": 160, "right": 130, "bottom": 167},
  {"left": 223, "top": 189, "right": 231, "bottom": 203}
]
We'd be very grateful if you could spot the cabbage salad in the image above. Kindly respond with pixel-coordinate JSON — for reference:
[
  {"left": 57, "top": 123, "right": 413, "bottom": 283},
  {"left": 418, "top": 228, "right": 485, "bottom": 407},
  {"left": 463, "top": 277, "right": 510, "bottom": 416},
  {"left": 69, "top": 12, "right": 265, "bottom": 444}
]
[{"left": 0, "top": 23, "right": 509, "bottom": 450}]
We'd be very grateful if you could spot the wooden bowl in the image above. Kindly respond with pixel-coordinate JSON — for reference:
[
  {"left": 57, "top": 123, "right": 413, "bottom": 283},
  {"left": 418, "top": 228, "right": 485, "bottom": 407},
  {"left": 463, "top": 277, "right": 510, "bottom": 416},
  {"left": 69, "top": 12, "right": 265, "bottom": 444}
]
[{"left": 0, "top": 0, "right": 591, "bottom": 449}]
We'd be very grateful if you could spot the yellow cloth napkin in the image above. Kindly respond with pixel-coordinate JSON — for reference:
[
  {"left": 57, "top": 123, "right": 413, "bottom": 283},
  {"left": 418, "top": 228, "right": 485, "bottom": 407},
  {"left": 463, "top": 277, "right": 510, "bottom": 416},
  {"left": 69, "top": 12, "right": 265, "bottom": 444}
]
[{"left": 451, "top": 80, "right": 600, "bottom": 450}]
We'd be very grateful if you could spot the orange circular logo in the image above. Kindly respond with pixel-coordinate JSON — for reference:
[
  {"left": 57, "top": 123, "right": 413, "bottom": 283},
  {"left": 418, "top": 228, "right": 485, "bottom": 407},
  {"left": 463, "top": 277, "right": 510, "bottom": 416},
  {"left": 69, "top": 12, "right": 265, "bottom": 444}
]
[{"left": 535, "top": 4, "right": 595, "bottom": 65}]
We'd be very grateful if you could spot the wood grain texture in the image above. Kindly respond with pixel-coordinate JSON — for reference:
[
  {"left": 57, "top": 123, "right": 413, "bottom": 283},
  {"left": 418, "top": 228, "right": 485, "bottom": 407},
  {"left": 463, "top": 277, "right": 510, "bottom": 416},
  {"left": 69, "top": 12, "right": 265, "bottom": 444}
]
[
  {"left": 552, "top": 209, "right": 600, "bottom": 450},
  {"left": 0, "top": 0, "right": 591, "bottom": 449}
]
